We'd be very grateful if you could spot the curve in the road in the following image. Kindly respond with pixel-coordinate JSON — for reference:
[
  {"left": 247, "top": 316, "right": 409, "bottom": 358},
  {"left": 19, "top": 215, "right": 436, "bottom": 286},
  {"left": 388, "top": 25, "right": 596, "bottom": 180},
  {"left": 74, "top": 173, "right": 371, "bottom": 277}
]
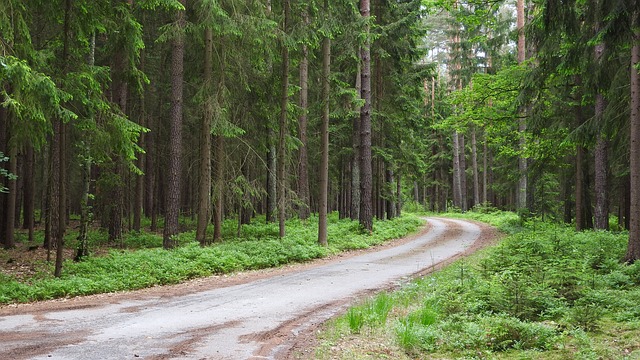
[{"left": 0, "top": 217, "right": 491, "bottom": 360}]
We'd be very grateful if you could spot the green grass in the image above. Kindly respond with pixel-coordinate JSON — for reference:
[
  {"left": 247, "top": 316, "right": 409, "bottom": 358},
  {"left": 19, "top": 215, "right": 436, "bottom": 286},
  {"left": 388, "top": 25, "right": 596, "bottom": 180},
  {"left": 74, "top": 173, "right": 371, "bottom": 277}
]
[
  {"left": 313, "top": 211, "right": 640, "bottom": 360},
  {"left": 0, "top": 213, "right": 423, "bottom": 304}
]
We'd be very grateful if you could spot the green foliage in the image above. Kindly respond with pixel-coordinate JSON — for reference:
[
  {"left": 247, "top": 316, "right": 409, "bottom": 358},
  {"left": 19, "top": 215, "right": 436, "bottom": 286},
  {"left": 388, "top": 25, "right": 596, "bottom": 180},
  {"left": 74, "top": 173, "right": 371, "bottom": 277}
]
[
  {"left": 321, "top": 214, "right": 640, "bottom": 359},
  {"left": 0, "top": 214, "right": 422, "bottom": 304},
  {"left": 0, "top": 151, "right": 15, "bottom": 193}
]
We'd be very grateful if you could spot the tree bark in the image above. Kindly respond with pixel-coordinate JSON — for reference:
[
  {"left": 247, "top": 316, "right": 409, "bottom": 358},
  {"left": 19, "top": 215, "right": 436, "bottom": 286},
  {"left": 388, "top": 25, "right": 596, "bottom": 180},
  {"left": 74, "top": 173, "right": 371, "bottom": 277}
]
[
  {"left": 516, "top": 0, "right": 527, "bottom": 211},
  {"left": 594, "top": 134, "right": 609, "bottom": 230},
  {"left": 350, "top": 63, "right": 361, "bottom": 221},
  {"left": 471, "top": 127, "right": 480, "bottom": 208},
  {"left": 197, "top": 26, "right": 214, "bottom": 245},
  {"left": 459, "top": 133, "right": 467, "bottom": 211},
  {"left": 4, "top": 142, "right": 17, "bottom": 249},
  {"left": 359, "top": 0, "right": 373, "bottom": 232},
  {"left": 277, "top": 0, "right": 290, "bottom": 238},
  {"left": 213, "top": 135, "right": 224, "bottom": 241},
  {"left": 266, "top": 128, "right": 277, "bottom": 223},
  {"left": 452, "top": 131, "right": 462, "bottom": 209},
  {"left": 318, "top": 26, "right": 330, "bottom": 246},
  {"left": 163, "top": 0, "right": 186, "bottom": 249},
  {"left": 297, "top": 10, "right": 310, "bottom": 221},
  {"left": 626, "top": 14, "right": 640, "bottom": 261}
]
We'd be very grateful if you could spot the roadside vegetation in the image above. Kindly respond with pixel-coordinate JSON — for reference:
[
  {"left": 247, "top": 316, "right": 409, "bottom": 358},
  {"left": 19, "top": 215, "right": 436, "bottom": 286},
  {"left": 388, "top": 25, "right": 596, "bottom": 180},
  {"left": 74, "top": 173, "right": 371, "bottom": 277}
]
[
  {"left": 312, "top": 210, "right": 640, "bottom": 359},
  {"left": 0, "top": 213, "right": 422, "bottom": 304}
]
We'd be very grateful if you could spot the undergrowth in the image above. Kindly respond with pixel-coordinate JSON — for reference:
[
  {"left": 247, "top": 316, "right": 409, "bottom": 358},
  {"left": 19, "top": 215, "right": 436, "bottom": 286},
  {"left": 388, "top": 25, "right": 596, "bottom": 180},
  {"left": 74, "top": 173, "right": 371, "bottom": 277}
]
[
  {"left": 315, "top": 212, "right": 640, "bottom": 359},
  {"left": 0, "top": 213, "right": 422, "bottom": 304}
]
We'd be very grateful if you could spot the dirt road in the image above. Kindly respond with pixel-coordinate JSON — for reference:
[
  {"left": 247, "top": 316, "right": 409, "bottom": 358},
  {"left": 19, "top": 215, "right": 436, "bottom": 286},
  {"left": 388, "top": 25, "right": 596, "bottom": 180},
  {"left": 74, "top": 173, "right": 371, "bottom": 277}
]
[{"left": 0, "top": 218, "right": 495, "bottom": 360}]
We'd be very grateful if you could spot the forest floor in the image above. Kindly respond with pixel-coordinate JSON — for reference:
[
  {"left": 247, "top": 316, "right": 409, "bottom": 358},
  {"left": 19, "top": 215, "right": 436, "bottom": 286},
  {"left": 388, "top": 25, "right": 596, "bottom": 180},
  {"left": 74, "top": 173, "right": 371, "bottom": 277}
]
[{"left": 0, "top": 217, "right": 497, "bottom": 359}]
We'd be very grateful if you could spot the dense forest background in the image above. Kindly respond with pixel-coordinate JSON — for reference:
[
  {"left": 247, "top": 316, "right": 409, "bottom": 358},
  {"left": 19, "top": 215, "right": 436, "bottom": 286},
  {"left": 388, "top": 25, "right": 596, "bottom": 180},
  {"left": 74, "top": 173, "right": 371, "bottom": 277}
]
[{"left": 1, "top": 0, "right": 639, "bottom": 275}]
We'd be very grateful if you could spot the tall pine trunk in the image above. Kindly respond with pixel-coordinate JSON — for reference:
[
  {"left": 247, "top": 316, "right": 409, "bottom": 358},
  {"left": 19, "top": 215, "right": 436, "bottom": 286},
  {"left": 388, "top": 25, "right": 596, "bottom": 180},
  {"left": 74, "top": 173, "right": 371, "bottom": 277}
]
[
  {"left": 359, "top": 0, "right": 373, "bottom": 232},
  {"left": 163, "top": 0, "right": 186, "bottom": 249},
  {"left": 297, "top": 10, "right": 310, "bottom": 221},
  {"left": 213, "top": 135, "right": 224, "bottom": 241},
  {"left": 516, "top": 0, "right": 528, "bottom": 211},
  {"left": 593, "top": 37, "right": 609, "bottom": 230},
  {"left": 196, "top": 26, "right": 213, "bottom": 245},
  {"left": 350, "top": 63, "right": 361, "bottom": 221},
  {"left": 318, "top": 20, "right": 330, "bottom": 246},
  {"left": 277, "top": 0, "right": 290, "bottom": 238},
  {"left": 625, "top": 12, "right": 640, "bottom": 261}
]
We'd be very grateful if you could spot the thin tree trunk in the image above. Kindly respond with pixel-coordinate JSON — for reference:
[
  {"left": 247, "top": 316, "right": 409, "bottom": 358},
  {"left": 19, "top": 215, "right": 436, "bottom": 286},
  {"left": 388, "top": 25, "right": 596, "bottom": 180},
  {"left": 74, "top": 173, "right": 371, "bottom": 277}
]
[
  {"left": 386, "top": 168, "right": 395, "bottom": 220},
  {"left": 471, "top": 127, "right": 480, "bottom": 208},
  {"left": 4, "top": 142, "right": 17, "bottom": 249},
  {"left": 22, "top": 145, "right": 34, "bottom": 242},
  {"left": 213, "top": 136, "right": 224, "bottom": 241},
  {"left": 482, "top": 133, "right": 488, "bottom": 204},
  {"left": 452, "top": 131, "right": 462, "bottom": 209},
  {"left": 297, "top": 10, "right": 310, "bottom": 221},
  {"left": 76, "top": 32, "right": 96, "bottom": 260},
  {"left": 396, "top": 172, "right": 401, "bottom": 216},
  {"left": 594, "top": 135, "right": 609, "bottom": 230},
  {"left": 277, "top": 0, "right": 290, "bottom": 238},
  {"left": 266, "top": 128, "right": 277, "bottom": 223},
  {"left": 197, "top": 26, "right": 214, "bottom": 245},
  {"left": 459, "top": 133, "right": 467, "bottom": 211},
  {"left": 359, "top": 0, "right": 373, "bottom": 232},
  {"left": 318, "top": 24, "right": 330, "bottom": 246},
  {"left": 163, "top": 0, "right": 186, "bottom": 249},
  {"left": 626, "top": 16, "right": 640, "bottom": 261},
  {"left": 350, "top": 63, "right": 361, "bottom": 221},
  {"left": 516, "top": 0, "right": 527, "bottom": 211}
]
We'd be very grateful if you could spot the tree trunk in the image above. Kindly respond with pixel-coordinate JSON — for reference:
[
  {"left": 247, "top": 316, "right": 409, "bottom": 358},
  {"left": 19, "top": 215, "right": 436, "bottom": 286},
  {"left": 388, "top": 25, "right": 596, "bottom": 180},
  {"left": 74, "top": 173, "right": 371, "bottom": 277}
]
[
  {"left": 197, "top": 26, "right": 214, "bottom": 245},
  {"left": 318, "top": 26, "right": 330, "bottom": 246},
  {"left": 516, "top": 0, "right": 527, "bottom": 211},
  {"left": 459, "top": 133, "right": 467, "bottom": 211},
  {"left": 350, "top": 63, "right": 361, "bottom": 221},
  {"left": 297, "top": 10, "right": 310, "bottom": 221},
  {"left": 266, "top": 130, "right": 277, "bottom": 223},
  {"left": 359, "top": 0, "right": 373, "bottom": 232},
  {"left": 452, "top": 131, "right": 462, "bottom": 209},
  {"left": 594, "top": 136, "right": 609, "bottom": 230},
  {"left": 22, "top": 145, "right": 34, "bottom": 242},
  {"left": 213, "top": 136, "right": 224, "bottom": 241},
  {"left": 4, "top": 142, "right": 17, "bottom": 249},
  {"left": 625, "top": 16, "right": 640, "bottom": 261},
  {"left": 163, "top": 0, "right": 186, "bottom": 249},
  {"left": 471, "top": 127, "right": 480, "bottom": 208},
  {"left": 482, "top": 133, "right": 488, "bottom": 204},
  {"left": 277, "top": 0, "right": 290, "bottom": 238},
  {"left": 385, "top": 168, "right": 395, "bottom": 220}
]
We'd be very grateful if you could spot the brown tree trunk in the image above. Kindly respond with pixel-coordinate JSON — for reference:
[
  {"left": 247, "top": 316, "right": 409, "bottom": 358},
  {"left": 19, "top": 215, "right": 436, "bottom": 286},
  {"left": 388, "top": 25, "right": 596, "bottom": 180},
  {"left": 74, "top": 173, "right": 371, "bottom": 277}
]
[
  {"left": 359, "top": 0, "right": 373, "bottom": 232},
  {"left": 4, "top": 142, "right": 17, "bottom": 249},
  {"left": 459, "top": 133, "right": 467, "bottom": 211},
  {"left": 350, "top": 63, "right": 361, "bottom": 221},
  {"left": 277, "top": 0, "right": 290, "bottom": 238},
  {"left": 516, "top": 0, "right": 527, "bottom": 211},
  {"left": 452, "top": 131, "right": 462, "bottom": 209},
  {"left": 213, "top": 136, "right": 224, "bottom": 241},
  {"left": 297, "top": 10, "right": 311, "bottom": 221},
  {"left": 196, "top": 26, "right": 214, "bottom": 245},
  {"left": 163, "top": 0, "right": 186, "bottom": 249},
  {"left": 266, "top": 130, "right": 277, "bottom": 223},
  {"left": 318, "top": 23, "right": 330, "bottom": 246},
  {"left": 594, "top": 135, "right": 609, "bottom": 230},
  {"left": 471, "top": 127, "right": 480, "bottom": 208},
  {"left": 625, "top": 15, "right": 640, "bottom": 261},
  {"left": 22, "top": 145, "right": 34, "bottom": 242}
]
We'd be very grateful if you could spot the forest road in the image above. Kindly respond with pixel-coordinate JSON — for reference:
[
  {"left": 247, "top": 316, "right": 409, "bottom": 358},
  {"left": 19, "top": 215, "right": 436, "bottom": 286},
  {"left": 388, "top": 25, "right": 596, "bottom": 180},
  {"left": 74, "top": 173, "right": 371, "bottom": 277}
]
[{"left": 0, "top": 217, "right": 497, "bottom": 360}]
